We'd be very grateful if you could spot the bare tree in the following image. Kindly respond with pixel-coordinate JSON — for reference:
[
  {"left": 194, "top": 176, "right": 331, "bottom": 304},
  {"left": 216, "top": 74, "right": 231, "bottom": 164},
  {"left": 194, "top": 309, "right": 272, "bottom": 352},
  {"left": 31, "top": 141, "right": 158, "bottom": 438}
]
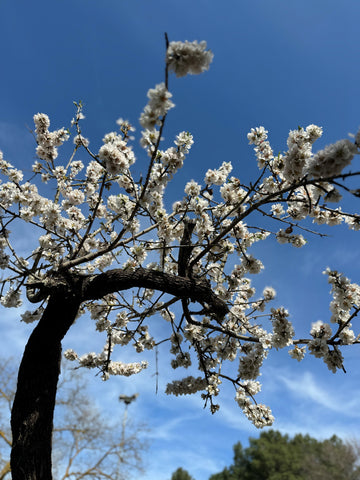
[
  {"left": 0, "top": 359, "right": 13, "bottom": 480},
  {"left": 301, "top": 435, "right": 360, "bottom": 480},
  {"left": 0, "top": 360, "right": 146, "bottom": 480},
  {"left": 1, "top": 36, "right": 360, "bottom": 479}
]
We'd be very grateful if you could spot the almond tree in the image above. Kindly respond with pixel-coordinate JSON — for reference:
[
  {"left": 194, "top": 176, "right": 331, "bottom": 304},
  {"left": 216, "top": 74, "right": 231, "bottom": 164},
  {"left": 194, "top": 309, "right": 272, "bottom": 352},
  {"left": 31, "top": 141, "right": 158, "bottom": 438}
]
[{"left": 1, "top": 36, "right": 360, "bottom": 479}]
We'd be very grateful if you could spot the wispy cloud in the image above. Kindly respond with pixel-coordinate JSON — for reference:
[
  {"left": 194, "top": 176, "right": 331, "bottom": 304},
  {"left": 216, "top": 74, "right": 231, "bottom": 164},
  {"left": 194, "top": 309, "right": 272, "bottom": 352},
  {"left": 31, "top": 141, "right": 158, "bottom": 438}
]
[{"left": 277, "top": 369, "right": 360, "bottom": 417}]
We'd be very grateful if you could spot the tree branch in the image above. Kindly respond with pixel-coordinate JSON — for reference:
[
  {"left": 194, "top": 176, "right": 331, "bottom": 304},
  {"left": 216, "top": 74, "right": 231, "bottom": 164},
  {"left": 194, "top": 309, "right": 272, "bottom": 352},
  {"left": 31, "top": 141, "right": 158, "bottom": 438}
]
[{"left": 81, "top": 267, "right": 229, "bottom": 320}]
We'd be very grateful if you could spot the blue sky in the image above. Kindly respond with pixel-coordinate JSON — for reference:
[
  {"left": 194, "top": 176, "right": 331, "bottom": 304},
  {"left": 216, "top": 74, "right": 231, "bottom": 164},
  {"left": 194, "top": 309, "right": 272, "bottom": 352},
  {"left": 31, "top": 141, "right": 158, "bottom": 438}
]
[{"left": 1, "top": 1, "right": 360, "bottom": 479}]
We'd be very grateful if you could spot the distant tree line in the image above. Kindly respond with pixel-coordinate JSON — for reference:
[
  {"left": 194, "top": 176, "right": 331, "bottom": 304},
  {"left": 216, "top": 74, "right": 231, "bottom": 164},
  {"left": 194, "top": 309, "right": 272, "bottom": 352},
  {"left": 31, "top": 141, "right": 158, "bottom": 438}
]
[{"left": 171, "top": 430, "right": 360, "bottom": 480}]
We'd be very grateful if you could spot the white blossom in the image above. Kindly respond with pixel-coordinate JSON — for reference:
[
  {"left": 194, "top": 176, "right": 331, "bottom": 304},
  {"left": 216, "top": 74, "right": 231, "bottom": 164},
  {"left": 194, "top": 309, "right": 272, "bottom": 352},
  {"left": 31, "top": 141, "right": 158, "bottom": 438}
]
[
  {"left": 289, "top": 345, "right": 306, "bottom": 361},
  {"left": 167, "top": 40, "right": 213, "bottom": 77},
  {"left": 140, "top": 83, "right": 174, "bottom": 129},
  {"left": 98, "top": 134, "right": 135, "bottom": 175},
  {"left": 175, "top": 131, "right": 194, "bottom": 154},
  {"left": 165, "top": 376, "right": 207, "bottom": 395},
  {"left": 247, "top": 126, "right": 268, "bottom": 145},
  {"left": 1, "top": 288, "right": 22, "bottom": 308},
  {"left": 339, "top": 327, "right": 355, "bottom": 345},
  {"left": 64, "top": 349, "right": 79, "bottom": 361},
  {"left": 310, "top": 320, "right": 332, "bottom": 339},
  {"left": 73, "top": 134, "right": 89, "bottom": 147},
  {"left": 33, "top": 113, "right": 69, "bottom": 161},
  {"left": 263, "top": 287, "right": 276, "bottom": 301},
  {"left": 271, "top": 204, "right": 285, "bottom": 217},
  {"left": 185, "top": 180, "right": 201, "bottom": 197},
  {"left": 306, "top": 139, "right": 358, "bottom": 179},
  {"left": 308, "top": 338, "right": 328, "bottom": 358},
  {"left": 323, "top": 349, "right": 344, "bottom": 373}
]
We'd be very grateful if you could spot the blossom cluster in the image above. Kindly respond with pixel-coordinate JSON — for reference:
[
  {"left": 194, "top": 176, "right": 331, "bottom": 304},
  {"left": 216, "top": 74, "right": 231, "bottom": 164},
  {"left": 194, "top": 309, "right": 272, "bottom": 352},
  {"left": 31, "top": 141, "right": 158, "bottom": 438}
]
[
  {"left": 288, "top": 269, "right": 359, "bottom": 372},
  {"left": 140, "top": 83, "right": 175, "bottom": 130},
  {"left": 64, "top": 348, "right": 148, "bottom": 380},
  {"left": 98, "top": 132, "right": 135, "bottom": 175},
  {"left": 34, "top": 113, "right": 70, "bottom": 161},
  {"left": 307, "top": 139, "right": 358, "bottom": 179},
  {"left": 235, "top": 387, "right": 275, "bottom": 428},
  {"left": 165, "top": 376, "right": 208, "bottom": 395},
  {"left": 166, "top": 40, "right": 213, "bottom": 77},
  {"left": 282, "top": 125, "right": 323, "bottom": 182}
]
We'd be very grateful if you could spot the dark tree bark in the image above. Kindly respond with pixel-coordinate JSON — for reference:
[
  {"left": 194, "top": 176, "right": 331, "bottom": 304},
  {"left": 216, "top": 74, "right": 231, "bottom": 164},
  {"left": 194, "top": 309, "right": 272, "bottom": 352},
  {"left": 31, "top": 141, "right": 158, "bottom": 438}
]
[
  {"left": 10, "top": 267, "right": 227, "bottom": 479},
  {"left": 10, "top": 290, "right": 81, "bottom": 480},
  {"left": 82, "top": 268, "right": 228, "bottom": 320}
]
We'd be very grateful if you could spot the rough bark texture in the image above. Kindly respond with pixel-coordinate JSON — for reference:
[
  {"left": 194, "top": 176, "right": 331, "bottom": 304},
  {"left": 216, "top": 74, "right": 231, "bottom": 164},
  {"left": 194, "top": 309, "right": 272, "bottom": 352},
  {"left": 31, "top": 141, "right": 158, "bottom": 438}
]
[
  {"left": 10, "top": 267, "right": 227, "bottom": 479},
  {"left": 10, "top": 292, "right": 81, "bottom": 480},
  {"left": 82, "top": 268, "right": 229, "bottom": 319}
]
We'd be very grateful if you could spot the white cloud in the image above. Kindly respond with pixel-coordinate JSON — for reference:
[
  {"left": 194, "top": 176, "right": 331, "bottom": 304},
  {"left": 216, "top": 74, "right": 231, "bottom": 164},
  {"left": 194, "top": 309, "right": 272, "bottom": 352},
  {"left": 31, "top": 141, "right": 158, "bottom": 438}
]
[{"left": 277, "top": 369, "right": 360, "bottom": 417}]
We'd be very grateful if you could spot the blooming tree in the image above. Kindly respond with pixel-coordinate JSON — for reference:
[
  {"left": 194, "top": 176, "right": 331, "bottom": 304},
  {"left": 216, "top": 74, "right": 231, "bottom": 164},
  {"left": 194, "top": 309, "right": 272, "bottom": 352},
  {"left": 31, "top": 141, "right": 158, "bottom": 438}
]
[{"left": 1, "top": 36, "right": 360, "bottom": 479}]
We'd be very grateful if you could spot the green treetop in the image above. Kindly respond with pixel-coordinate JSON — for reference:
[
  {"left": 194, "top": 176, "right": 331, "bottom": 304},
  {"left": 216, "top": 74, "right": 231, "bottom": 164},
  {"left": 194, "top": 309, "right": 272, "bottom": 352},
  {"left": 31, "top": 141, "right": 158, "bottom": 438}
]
[{"left": 209, "top": 430, "right": 360, "bottom": 480}]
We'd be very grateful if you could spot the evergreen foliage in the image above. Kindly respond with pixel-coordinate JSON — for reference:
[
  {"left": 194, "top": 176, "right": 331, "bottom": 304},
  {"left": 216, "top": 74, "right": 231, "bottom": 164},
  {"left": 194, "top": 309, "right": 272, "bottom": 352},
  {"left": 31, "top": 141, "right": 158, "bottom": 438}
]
[
  {"left": 209, "top": 430, "right": 360, "bottom": 480},
  {"left": 171, "top": 467, "right": 196, "bottom": 480}
]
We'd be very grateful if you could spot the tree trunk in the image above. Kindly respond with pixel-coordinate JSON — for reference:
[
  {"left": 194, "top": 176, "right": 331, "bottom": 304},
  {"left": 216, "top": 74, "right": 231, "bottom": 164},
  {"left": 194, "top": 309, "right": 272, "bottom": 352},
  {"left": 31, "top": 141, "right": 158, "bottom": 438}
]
[
  {"left": 9, "top": 267, "right": 227, "bottom": 479},
  {"left": 10, "top": 293, "right": 80, "bottom": 480}
]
